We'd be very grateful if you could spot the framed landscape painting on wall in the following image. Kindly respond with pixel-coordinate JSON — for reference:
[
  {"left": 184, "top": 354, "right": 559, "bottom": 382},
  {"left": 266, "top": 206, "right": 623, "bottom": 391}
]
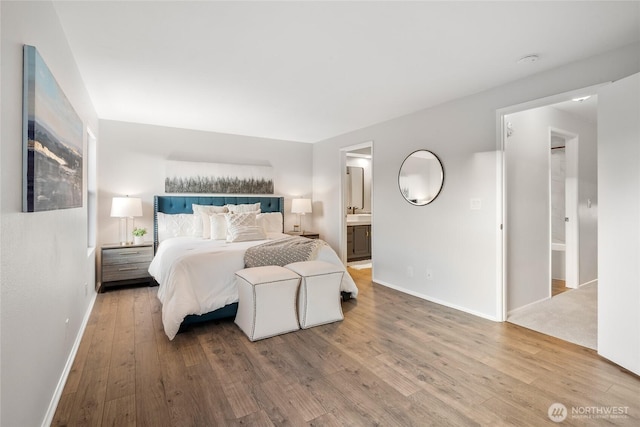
[{"left": 23, "top": 45, "right": 83, "bottom": 212}]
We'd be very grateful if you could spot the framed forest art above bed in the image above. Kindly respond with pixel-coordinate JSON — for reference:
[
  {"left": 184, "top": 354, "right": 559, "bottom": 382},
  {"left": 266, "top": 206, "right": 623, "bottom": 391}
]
[{"left": 165, "top": 160, "right": 274, "bottom": 194}]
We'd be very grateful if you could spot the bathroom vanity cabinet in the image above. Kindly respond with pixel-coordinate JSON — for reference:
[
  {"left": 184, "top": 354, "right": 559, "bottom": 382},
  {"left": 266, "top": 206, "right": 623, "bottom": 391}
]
[{"left": 347, "top": 225, "right": 371, "bottom": 261}]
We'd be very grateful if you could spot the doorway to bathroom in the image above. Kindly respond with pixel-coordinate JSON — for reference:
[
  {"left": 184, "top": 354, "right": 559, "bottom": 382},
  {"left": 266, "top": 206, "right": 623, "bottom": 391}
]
[{"left": 340, "top": 142, "right": 373, "bottom": 270}]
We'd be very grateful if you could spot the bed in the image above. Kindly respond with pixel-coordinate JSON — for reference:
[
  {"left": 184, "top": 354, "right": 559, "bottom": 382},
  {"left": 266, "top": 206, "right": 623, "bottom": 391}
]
[{"left": 149, "top": 195, "right": 358, "bottom": 340}]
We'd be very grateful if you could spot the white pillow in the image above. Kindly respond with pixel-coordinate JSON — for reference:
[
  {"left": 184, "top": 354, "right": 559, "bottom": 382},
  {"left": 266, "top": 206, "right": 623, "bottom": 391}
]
[
  {"left": 156, "top": 212, "right": 202, "bottom": 242},
  {"left": 257, "top": 212, "right": 283, "bottom": 233},
  {"left": 226, "top": 202, "right": 261, "bottom": 214},
  {"left": 192, "top": 204, "right": 227, "bottom": 215},
  {"left": 193, "top": 204, "right": 228, "bottom": 239},
  {"left": 225, "top": 212, "right": 266, "bottom": 242},
  {"left": 208, "top": 213, "right": 228, "bottom": 240}
]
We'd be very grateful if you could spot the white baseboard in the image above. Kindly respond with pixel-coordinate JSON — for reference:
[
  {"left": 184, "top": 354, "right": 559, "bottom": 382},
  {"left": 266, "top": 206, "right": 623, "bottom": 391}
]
[
  {"left": 506, "top": 295, "right": 550, "bottom": 317},
  {"left": 372, "top": 277, "right": 501, "bottom": 322},
  {"left": 41, "top": 292, "right": 97, "bottom": 427},
  {"left": 580, "top": 278, "right": 598, "bottom": 287}
]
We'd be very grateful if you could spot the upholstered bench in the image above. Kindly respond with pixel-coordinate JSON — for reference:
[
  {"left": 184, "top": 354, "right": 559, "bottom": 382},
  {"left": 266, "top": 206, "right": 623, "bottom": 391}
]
[
  {"left": 234, "top": 265, "right": 301, "bottom": 341},
  {"left": 285, "top": 261, "right": 345, "bottom": 329}
]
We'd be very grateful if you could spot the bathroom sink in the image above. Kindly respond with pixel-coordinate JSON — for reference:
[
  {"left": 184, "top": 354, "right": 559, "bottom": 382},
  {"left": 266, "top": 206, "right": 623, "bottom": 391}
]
[{"left": 347, "top": 214, "right": 371, "bottom": 225}]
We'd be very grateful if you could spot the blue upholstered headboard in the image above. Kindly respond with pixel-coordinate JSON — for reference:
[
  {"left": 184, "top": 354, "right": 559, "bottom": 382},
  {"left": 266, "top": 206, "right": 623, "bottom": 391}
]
[{"left": 153, "top": 195, "right": 284, "bottom": 251}]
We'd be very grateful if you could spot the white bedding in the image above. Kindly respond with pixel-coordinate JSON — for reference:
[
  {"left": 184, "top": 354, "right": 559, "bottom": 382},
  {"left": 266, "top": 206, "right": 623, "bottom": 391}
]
[{"left": 149, "top": 233, "right": 358, "bottom": 339}]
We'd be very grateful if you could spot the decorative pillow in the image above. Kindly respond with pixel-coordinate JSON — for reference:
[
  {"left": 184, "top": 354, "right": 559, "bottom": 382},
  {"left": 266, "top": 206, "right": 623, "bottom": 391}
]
[
  {"left": 225, "top": 212, "right": 266, "bottom": 242},
  {"left": 192, "top": 204, "right": 228, "bottom": 215},
  {"left": 226, "top": 202, "right": 261, "bottom": 214},
  {"left": 156, "top": 212, "right": 202, "bottom": 242},
  {"left": 193, "top": 204, "right": 228, "bottom": 239},
  {"left": 208, "top": 213, "right": 228, "bottom": 240},
  {"left": 257, "top": 212, "right": 283, "bottom": 233}
]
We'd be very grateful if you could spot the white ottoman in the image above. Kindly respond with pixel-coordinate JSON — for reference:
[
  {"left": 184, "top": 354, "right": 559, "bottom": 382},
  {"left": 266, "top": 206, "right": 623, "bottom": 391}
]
[
  {"left": 285, "top": 261, "right": 345, "bottom": 329},
  {"left": 234, "top": 265, "right": 301, "bottom": 341}
]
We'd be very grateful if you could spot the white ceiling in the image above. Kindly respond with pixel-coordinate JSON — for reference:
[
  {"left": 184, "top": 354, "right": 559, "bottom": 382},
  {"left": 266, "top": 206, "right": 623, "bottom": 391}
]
[
  {"left": 552, "top": 96, "right": 598, "bottom": 124},
  {"left": 53, "top": 1, "right": 639, "bottom": 143}
]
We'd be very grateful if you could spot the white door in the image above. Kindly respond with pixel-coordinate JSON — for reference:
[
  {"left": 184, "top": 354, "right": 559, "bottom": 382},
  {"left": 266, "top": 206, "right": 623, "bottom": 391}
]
[
  {"left": 564, "top": 132, "right": 579, "bottom": 289},
  {"left": 597, "top": 73, "right": 640, "bottom": 375}
]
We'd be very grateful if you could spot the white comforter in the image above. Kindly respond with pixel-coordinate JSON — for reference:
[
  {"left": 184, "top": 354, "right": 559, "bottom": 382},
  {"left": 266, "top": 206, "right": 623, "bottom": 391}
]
[{"left": 149, "top": 233, "right": 358, "bottom": 339}]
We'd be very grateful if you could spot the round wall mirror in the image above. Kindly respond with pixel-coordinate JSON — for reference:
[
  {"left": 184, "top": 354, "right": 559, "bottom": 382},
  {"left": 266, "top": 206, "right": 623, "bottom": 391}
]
[{"left": 398, "top": 150, "right": 444, "bottom": 205}]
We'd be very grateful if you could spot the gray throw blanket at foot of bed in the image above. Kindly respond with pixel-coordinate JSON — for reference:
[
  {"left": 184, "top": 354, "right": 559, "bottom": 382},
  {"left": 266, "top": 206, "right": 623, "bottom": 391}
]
[{"left": 244, "top": 236, "right": 326, "bottom": 268}]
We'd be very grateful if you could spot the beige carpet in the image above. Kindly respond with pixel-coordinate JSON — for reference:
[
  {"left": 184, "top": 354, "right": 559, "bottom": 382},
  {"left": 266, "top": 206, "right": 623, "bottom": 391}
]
[{"left": 508, "top": 282, "right": 597, "bottom": 350}]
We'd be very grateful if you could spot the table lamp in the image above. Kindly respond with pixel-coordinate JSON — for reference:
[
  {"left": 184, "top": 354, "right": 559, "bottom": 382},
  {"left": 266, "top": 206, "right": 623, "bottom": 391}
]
[
  {"left": 291, "top": 198, "right": 312, "bottom": 233},
  {"left": 110, "top": 196, "right": 143, "bottom": 245}
]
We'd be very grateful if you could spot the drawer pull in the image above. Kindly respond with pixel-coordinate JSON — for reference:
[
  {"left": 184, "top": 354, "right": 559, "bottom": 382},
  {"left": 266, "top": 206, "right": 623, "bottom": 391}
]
[
  {"left": 118, "top": 267, "right": 139, "bottom": 271},
  {"left": 118, "top": 251, "right": 140, "bottom": 255}
]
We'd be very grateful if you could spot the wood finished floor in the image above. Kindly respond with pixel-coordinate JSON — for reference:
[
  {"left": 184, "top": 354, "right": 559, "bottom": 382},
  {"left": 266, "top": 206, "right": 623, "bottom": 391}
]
[
  {"left": 53, "top": 268, "right": 639, "bottom": 426},
  {"left": 552, "top": 279, "right": 570, "bottom": 297}
]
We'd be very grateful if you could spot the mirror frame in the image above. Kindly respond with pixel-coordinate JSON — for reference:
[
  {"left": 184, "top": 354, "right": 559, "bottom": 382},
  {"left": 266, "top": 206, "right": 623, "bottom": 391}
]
[
  {"left": 347, "top": 166, "right": 364, "bottom": 211},
  {"left": 398, "top": 149, "right": 444, "bottom": 206}
]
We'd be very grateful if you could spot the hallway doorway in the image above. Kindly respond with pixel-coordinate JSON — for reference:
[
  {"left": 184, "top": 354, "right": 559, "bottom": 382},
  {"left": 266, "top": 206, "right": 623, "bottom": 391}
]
[{"left": 500, "top": 90, "right": 599, "bottom": 348}]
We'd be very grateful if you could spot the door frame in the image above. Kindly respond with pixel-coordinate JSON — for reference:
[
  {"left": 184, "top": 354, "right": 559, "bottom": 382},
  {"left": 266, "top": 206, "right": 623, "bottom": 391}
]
[
  {"left": 549, "top": 127, "right": 580, "bottom": 289},
  {"left": 496, "top": 83, "right": 608, "bottom": 321},
  {"left": 339, "top": 141, "right": 373, "bottom": 264}
]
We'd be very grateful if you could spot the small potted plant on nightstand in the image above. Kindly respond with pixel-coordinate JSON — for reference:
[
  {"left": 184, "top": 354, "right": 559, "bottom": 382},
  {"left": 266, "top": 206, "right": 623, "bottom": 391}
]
[{"left": 132, "top": 227, "right": 147, "bottom": 245}]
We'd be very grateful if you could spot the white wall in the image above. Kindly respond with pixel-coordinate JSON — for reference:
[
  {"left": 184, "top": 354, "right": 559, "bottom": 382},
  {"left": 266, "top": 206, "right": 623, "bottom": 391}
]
[
  {"left": 97, "top": 120, "right": 312, "bottom": 259},
  {"left": 313, "top": 43, "right": 639, "bottom": 321},
  {"left": 598, "top": 73, "right": 640, "bottom": 375},
  {"left": 1, "top": 2, "right": 99, "bottom": 426},
  {"left": 505, "top": 106, "right": 597, "bottom": 311}
]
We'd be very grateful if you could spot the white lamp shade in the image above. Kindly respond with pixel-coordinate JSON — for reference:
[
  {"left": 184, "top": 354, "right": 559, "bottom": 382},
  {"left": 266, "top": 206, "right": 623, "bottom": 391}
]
[
  {"left": 291, "top": 198, "right": 312, "bottom": 214},
  {"left": 110, "top": 197, "right": 143, "bottom": 218}
]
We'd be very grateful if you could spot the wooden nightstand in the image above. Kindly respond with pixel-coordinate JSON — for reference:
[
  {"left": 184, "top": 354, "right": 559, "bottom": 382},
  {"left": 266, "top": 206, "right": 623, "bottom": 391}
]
[
  {"left": 101, "top": 242, "right": 154, "bottom": 292},
  {"left": 286, "top": 231, "right": 320, "bottom": 240}
]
